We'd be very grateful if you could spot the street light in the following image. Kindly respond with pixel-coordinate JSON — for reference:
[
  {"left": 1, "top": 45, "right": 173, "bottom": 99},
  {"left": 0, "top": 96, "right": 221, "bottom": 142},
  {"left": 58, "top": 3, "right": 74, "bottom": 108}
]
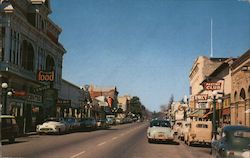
[
  {"left": 211, "top": 91, "right": 223, "bottom": 140},
  {"left": 1, "top": 82, "right": 13, "bottom": 114}
]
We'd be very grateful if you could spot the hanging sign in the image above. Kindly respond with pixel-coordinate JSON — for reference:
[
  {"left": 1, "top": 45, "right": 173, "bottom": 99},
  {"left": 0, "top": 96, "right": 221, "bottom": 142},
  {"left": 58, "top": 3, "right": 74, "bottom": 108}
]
[{"left": 203, "top": 82, "right": 221, "bottom": 90}]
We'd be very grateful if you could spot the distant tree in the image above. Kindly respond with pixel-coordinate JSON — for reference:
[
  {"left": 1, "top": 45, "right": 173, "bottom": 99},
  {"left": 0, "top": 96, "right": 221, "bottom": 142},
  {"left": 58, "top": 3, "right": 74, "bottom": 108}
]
[
  {"left": 130, "top": 96, "right": 143, "bottom": 116},
  {"left": 167, "top": 94, "right": 174, "bottom": 109}
]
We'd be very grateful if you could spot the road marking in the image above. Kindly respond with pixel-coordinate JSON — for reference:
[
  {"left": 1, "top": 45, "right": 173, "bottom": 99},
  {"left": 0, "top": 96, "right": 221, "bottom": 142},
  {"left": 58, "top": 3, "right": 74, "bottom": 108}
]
[
  {"left": 120, "top": 133, "right": 125, "bottom": 136},
  {"left": 112, "top": 137, "right": 118, "bottom": 140},
  {"left": 97, "top": 141, "right": 106, "bottom": 146},
  {"left": 70, "top": 151, "right": 86, "bottom": 158}
]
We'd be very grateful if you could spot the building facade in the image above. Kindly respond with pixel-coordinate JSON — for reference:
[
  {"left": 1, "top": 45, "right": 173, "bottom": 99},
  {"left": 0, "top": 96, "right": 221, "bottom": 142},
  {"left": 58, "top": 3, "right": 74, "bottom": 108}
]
[
  {"left": 0, "top": 0, "right": 65, "bottom": 133},
  {"left": 189, "top": 56, "right": 226, "bottom": 112},
  {"left": 57, "top": 79, "right": 83, "bottom": 119},
  {"left": 231, "top": 49, "right": 250, "bottom": 126}
]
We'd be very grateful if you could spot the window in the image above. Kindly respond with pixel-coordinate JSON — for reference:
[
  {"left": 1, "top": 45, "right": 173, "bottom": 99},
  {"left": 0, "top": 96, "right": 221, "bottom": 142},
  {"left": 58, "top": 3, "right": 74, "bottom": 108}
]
[{"left": 196, "top": 124, "right": 208, "bottom": 128}]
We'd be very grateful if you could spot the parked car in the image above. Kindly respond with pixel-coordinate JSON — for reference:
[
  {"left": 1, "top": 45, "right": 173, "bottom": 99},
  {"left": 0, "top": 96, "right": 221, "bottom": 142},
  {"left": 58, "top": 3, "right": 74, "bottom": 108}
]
[
  {"left": 184, "top": 121, "right": 212, "bottom": 146},
  {"left": 36, "top": 117, "right": 68, "bottom": 134},
  {"left": 147, "top": 119, "right": 174, "bottom": 143},
  {"left": 211, "top": 125, "right": 250, "bottom": 158},
  {"left": 64, "top": 117, "right": 80, "bottom": 131},
  {"left": 178, "top": 121, "right": 191, "bottom": 141},
  {"left": 1, "top": 115, "right": 19, "bottom": 143},
  {"left": 79, "top": 118, "right": 97, "bottom": 130},
  {"left": 106, "top": 117, "right": 115, "bottom": 125},
  {"left": 96, "top": 118, "right": 109, "bottom": 129},
  {"left": 173, "top": 120, "right": 184, "bottom": 136}
]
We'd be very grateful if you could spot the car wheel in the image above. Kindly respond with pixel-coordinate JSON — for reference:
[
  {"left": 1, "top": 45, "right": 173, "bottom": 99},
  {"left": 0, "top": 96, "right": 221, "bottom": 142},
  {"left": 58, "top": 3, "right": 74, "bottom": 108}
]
[
  {"left": 58, "top": 128, "right": 61, "bottom": 135},
  {"left": 148, "top": 138, "right": 152, "bottom": 143},
  {"left": 9, "top": 136, "right": 15, "bottom": 143}
]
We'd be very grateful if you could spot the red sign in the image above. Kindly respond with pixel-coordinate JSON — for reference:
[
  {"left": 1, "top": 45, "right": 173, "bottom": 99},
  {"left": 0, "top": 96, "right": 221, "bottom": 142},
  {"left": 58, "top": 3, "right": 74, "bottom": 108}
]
[
  {"left": 203, "top": 82, "right": 221, "bottom": 90},
  {"left": 13, "top": 91, "right": 27, "bottom": 96},
  {"left": 38, "top": 71, "right": 54, "bottom": 81}
]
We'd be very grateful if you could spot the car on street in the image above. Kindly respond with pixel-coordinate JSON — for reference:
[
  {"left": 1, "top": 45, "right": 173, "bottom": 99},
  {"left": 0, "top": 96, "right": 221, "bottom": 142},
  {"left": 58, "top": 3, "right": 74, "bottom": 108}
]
[
  {"left": 178, "top": 121, "right": 190, "bottom": 141},
  {"left": 1, "top": 115, "right": 19, "bottom": 143},
  {"left": 184, "top": 121, "right": 212, "bottom": 146},
  {"left": 79, "top": 117, "right": 97, "bottom": 130},
  {"left": 173, "top": 120, "right": 184, "bottom": 136},
  {"left": 64, "top": 117, "right": 80, "bottom": 131},
  {"left": 211, "top": 125, "right": 250, "bottom": 158},
  {"left": 147, "top": 119, "right": 174, "bottom": 143},
  {"left": 96, "top": 118, "right": 109, "bottom": 129},
  {"left": 36, "top": 117, "right": 68, "bottom": 134}
]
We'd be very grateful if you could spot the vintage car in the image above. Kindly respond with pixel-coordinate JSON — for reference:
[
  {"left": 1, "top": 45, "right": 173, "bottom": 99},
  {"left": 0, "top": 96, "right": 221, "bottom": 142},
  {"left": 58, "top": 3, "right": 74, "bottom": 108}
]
[
  {"left": 184, "top": 121, "right": 212, "bottom": 146},
  {"left": 1, "top": 115, "right": 19, "bottom": 143},
  {"left": 178, "top": 121, "right": 191, "bottom": 141},
  {"left": 64, "top": 117, "right": 80, "bottom": 131},
  {"left": 211, "top": 125, "right": 250, "bottom": 158},
  {"left": 147, "top": 119, "right": 174, "bottom": 143},
  {"left": 173, "top": 120, "right": 184, "bottom": 136},
  {"left": 79, "top": 117, "right": 97, "bottom": 130},
  {"left": 96, "top": 118, "right": 109, "bottom": 129},
  {"left": 36, "top": 117, "right": 68, "bottom": 134}
]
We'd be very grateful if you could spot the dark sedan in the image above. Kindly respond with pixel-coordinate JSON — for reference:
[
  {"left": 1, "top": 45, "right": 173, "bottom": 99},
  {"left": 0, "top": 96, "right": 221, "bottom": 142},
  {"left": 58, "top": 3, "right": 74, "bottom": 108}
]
[
  {"left": 79, "top": 118, "right": 97, "bottom": 131},
  {"left": 211, "top": 125, "right": 250, "bottom": 158}
]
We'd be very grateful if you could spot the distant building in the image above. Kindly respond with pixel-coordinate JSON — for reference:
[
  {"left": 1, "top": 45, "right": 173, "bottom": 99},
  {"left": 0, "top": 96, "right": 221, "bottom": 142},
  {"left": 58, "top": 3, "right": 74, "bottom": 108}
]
[
  {"left": 118, "top": 95, "right": 131, "bottom": 113},
  {"left": 89, "top": 85, "right": 119, "bottom": 109}
]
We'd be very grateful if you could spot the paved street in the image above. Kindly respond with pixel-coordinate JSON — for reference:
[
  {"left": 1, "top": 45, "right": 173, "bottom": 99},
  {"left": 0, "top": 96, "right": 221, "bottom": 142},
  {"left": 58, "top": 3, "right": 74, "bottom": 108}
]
[{"left": 1, "top": 122, "right": 211, "bottom": 158}]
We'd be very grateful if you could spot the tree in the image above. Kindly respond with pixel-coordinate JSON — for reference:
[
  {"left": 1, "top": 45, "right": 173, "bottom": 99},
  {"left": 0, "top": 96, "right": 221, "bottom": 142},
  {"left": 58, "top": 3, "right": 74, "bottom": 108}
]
[
  {"left": 130, "top": 96, "right": 143, "bottom": 116},
  {"left": 167, "top": 94, "right": 174, "bottom": 109}
]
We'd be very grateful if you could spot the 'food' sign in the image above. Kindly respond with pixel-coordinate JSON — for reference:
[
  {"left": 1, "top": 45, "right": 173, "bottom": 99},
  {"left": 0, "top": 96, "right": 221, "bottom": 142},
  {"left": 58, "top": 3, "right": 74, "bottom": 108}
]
[
  {"left": 38, "top": 71, "right": 54, "bottom": 81},
  {"left": 203, "top": 82, "right": 221, "bottom": 90}
]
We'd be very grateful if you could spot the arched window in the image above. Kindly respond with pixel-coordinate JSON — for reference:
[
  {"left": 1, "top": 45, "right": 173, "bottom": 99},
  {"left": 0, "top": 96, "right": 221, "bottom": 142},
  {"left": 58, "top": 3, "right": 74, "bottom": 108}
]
[
  {"left": 240, "top": 88, "right": 246, "bottom": 101},
  {"left": 46, "top": 55, "right": 55, "bottom": 71},
  {"left": 20, "top": 40, "right": 34, "bottom": 71}
]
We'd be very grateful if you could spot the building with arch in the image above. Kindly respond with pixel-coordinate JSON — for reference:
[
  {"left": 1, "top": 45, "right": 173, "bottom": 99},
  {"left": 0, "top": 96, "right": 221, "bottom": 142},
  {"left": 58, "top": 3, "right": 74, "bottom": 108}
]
[
  {"left": 0, "top": 0, "right": 66, "bottom": 133},
  {"left": 231, "top": 49, "right": 250, "bottom": 126}
]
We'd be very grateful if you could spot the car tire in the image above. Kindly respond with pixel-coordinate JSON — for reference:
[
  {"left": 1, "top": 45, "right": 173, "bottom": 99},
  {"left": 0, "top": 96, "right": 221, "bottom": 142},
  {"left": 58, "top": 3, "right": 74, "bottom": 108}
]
[
  {"left": 148, "top": 138, "right": 152, "bottom": 143},
  {"left": 9, "top": 136, "right": 15, "bottom": 143},
  {"left": 58, "top": 129, "right": 61, "bottom": 135}
]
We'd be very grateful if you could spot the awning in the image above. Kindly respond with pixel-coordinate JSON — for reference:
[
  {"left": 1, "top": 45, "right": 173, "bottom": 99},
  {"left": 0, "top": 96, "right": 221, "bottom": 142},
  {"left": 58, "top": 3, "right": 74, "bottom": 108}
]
[
  {"left": 202, "top": 111, "right": 213, "bottom": 118},
  {"left": 189, "top": 109, "right": 206, "bottom": 118},
  {"left": 222, "top": 108, "right": 230, "bottom": 115}
]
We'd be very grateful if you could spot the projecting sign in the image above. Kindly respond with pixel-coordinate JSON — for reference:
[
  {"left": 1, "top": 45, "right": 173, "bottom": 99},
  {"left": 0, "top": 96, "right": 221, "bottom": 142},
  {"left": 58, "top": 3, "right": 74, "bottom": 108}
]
[{"left": 203, "top": 82, "right": 221, "bottom": 90}]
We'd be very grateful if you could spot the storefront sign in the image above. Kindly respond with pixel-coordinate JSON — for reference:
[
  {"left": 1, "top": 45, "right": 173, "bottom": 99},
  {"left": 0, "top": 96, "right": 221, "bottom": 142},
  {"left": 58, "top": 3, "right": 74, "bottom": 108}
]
[
  {"left": 203, "top": 82, "right": 221, "bottom": 90},
  {"left": 13, "top": 90, "right": 27, "bottom": 96},
  {"left": 33, "top": 84, "right": 50, "bottom": 93},
  {"left": 38, "top": 71, "right": 54, "bottom": 81},
  {"left": 57, "top": 98, "right": 71, "bottom": 106},
  {"left": 27, "top": 93, "right": 42, "bottom": 103},
  {"left": 195, "top": 94, "right": 208, "bottom": 102}
]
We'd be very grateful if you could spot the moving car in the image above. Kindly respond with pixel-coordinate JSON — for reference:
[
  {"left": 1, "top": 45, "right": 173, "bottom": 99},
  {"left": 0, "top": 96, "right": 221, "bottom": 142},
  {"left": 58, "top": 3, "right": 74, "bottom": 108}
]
[
  {"left": 147, "top": 119, "right": 174, "bottom": 143},
  {"left": 36, "top": 117, "right": 68, "bottom": 134},
  {"left": 184, "top": 121, "right": 212, "bottom": 146},
  {"left": 1, "top": 115, "right": 19, "bottom": 143},
  {"left": 211, "top": 125, "right": 250, "bottom": 158}
]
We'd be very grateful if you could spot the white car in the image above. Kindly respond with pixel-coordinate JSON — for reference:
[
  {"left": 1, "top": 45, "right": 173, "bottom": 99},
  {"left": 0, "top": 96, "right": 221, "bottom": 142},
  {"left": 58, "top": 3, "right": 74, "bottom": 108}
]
[
  {"left": 36, "top": 117, "right": 67, "bottom": 134},
  {"left": 147, "top": 119, "right": 174, "bottom": 143}
]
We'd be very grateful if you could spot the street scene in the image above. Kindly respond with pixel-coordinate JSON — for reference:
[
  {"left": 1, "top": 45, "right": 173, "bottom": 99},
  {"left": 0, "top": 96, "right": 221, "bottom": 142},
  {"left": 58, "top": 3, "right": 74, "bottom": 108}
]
[{"left": 1, "top": 0, "right": 250, "bottom": 158}]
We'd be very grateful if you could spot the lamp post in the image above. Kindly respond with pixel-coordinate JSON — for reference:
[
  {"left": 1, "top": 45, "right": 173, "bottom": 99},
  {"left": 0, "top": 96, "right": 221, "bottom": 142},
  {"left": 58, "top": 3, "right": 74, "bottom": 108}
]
[
  {"left": 1, "top": 83, "right": 13, "bottom": 114},
  {"left": 211, "top": 91, "right": 222, "bottom": 140}
]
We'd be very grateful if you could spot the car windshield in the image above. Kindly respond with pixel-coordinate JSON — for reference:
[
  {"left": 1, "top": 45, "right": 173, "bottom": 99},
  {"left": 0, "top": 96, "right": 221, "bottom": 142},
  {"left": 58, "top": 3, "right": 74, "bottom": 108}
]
[{"left": 150, "top": 120, "right": 171, "bottom": 127}]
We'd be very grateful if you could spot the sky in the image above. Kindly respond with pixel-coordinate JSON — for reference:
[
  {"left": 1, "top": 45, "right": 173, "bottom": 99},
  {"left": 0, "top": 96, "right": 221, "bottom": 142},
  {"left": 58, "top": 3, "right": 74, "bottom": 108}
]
[{"left": 50, "top": 0, "right": 250, "bottom": 112}]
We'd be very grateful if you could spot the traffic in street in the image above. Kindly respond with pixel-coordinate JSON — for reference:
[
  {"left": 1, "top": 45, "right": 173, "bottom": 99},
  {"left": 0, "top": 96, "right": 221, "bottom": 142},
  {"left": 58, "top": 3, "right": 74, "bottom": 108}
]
[{"left": 1, "top": 121, "right": 211, "bottom": 158}]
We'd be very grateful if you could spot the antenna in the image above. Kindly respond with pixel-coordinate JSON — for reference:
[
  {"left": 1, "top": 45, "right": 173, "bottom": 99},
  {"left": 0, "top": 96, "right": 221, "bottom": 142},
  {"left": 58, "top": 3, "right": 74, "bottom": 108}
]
[{"left": 210, "top": 18, "right": 213, "bottom": 58}]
